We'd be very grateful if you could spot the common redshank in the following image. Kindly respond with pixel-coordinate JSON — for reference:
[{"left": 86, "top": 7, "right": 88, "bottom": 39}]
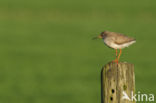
[{"left": 93, "top": 31, "right": 136, "bottom": 64}]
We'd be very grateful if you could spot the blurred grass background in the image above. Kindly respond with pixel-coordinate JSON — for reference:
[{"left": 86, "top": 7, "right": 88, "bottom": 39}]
[{"left": 0, "top": 0, "right": 156, "bottom": 103}]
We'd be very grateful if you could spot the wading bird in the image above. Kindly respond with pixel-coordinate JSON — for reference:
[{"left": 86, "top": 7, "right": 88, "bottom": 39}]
[{"left": 93, "top": 31, "right": 136, "bottom": 64}]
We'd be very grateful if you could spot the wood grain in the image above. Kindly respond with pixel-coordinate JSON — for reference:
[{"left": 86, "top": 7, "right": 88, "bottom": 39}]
[{"left": 101, "top": 62, "right": 135, "bottom": 103}]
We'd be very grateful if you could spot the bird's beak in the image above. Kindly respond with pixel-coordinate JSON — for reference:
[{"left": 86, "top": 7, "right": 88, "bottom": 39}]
[{"left": 92, "top": 35, "right": 102, "bottom": 40}]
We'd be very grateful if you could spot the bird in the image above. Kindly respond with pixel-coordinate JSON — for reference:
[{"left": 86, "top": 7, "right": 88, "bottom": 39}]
[{"left": 93, "top": 31, "right": 136, "bottom": 64}]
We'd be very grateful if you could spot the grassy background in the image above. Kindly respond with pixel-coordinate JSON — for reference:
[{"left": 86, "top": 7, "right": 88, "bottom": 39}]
[{"left": 0, "top": 0, "right": 156, "bottom": 103}]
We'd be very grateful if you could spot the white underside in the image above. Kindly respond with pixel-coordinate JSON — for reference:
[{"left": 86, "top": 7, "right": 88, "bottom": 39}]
[{"left": 104, "top": 40, "right": 136, "bottom": 49}]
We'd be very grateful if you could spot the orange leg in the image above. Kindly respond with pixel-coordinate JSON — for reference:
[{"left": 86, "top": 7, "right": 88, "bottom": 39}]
[
  {"left": 118, "top": 49, "right": 122, "bottom": 60},
  {"left": 113, "top": 49, "right": 118, "bottom": 64}
]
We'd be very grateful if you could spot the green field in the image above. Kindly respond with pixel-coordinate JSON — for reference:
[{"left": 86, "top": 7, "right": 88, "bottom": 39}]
[{"left": 0, "top": 0, "right": 156, "bottom": 103}]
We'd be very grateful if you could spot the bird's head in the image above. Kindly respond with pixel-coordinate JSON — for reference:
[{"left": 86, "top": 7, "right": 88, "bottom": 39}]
[{"left": 92, "top": 31, "right": 109, "bottom": 40}]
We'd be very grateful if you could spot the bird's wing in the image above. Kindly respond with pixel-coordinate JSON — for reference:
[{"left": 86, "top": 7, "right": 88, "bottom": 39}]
[{"left": 113, "top": 32, "right": 136, "bottom": 45}]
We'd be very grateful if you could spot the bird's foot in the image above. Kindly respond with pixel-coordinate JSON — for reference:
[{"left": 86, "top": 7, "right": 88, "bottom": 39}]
[{"left": 112, "top": 59, "right": 118, "bottom": 64}]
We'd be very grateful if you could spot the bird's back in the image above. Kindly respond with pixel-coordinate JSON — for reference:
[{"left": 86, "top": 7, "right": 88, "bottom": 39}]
[{"left": 107, "top": 31, "right": 135, "bottom": 45}]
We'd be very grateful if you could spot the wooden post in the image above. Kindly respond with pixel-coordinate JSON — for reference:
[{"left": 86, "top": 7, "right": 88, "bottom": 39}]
[{"left": 101, "top": 62, "right": 135, "bottom": 103}]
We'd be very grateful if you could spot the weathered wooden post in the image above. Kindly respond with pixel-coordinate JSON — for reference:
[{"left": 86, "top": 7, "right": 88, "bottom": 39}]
[{"left": 101, "top": 62, "right": 135, "bottom": 103}]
